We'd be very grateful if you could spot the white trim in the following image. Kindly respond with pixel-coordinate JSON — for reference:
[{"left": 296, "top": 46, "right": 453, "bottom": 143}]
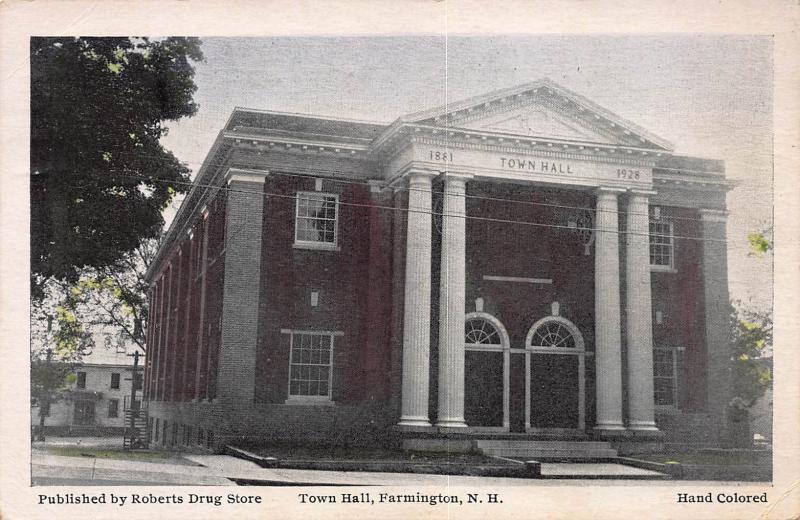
[
  {"left": 649, "top": 218, "right": 675, "bottom": 270},
  {"left": 464, "top": 312, "right": 511, "bottom": 431},
  {"left": 284, "top": 397, "right": 336, "bottom": 406},
  {"left": 284, "top": 330, "right": 342, "bottom": 403},
  {"left": 225, "top": 167, "right": 270, "bottom": 184},
  {"left": 653, "top": 347, "right": 681, "bottom": 410},
  {"left": 294, "top": 191, "right": 340, "bottom": 249},
  {"left": 699, "top": 208, "right": 729, "bottom": 222},
  {"left": 292, "top": 243, "right": 341, "bottom": 252},
  {"left": 281, "top": 329, "right": 344, "bottom": 336},
  {"left": 526, "top": 348, "right": 594, "bottom": 356},
  {"left": 482, "top": 275, "right": 553, "bottom": 284},
  {"left": 650, "top": 265, "right": 677, "bottom": 273}
]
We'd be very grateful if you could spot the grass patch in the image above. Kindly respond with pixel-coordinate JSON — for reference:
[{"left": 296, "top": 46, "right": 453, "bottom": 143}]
[
  {"left": 630, "top": 451, "right": 769, "bottom": 466},
  {"left": 47, "top": 447, "right": 192, "bottom": 464},
  {"left": 241, "top": 444, "right": 502, "bottom": 465}
]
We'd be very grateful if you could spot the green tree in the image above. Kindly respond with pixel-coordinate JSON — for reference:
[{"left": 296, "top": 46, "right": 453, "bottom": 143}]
[
  {"left": 30, "top": 294, "right": 93, "bottom": 440},
  {"left": 30, "top": 37, "right": 203, "bottom": 298},
  {"left": 57, "top": 238, "right": 159, "bottom": 352},
  {"left": 747, "top": 227, "right": 773, "bottom": 257},
  {"left": 729, "top": 305, "right": 772, "bottom": 410}
]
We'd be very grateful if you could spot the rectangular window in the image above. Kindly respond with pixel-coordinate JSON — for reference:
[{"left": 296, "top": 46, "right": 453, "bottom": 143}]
[
  {"left": 76, "top": 371, "right": 86, "bottom": 389},
  {"left": 654, "top": 348, "right": 679, "bottom": 407},
  {"left": 285, "top": 330, "right": 341, "bottom": 401},
  {"left": 649, "top": 210, "right": 674, "bottom": 270},
  {"left": 108, "top": 399, "right": 119, "bottom": 418},
  {"left": 294, "top": 192, "right": 339, "bottom": 249},
  {"left": 110, "top": 372, "right": 120, "bottom": 390}
]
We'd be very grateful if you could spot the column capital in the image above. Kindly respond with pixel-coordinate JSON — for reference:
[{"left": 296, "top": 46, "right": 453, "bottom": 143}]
[
  {"left": 405, "top": 170, "right": 438, "bottom": 187},
  {"left": 367, "top": 180, "right": 386, "bottom": 194},
  {"left": 628, "top": 189, "right": 657, "bottom": 198},
  {"left": 440, "top": 172, "right": 474, "bottom": 183},
  {"left": 596, "top": 186, "right": 626, "bottom": 198},
  {"left": 225, "top": 167, "right": 270, "bottom": 184},
  {"left": 699, "top": 208, "right": 729, "bottom": 223}
]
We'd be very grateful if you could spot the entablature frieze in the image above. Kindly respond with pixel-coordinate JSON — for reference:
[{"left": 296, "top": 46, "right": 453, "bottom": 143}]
[
  {"left": 410, "top": 135, "right": 657, "bottom": 168},
  {"left": 380, "top": 138, "right": 656, "bottom": 192}
]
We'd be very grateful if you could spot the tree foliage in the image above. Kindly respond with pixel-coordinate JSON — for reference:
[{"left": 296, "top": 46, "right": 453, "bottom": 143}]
[
  {"left": 747, "top": 227, "right": 773, "bottom": 257},
  {"left": 729, "top": 304, "right": 772, "bottom": 410},
  {"left": 30, "top": 293, "right": 91, "bottom": 439},
  {"left": 30, "top": 37, "right": 203, "bottom": 297},
  {"left": 58, "top": 238, "right": 158, "bottom": 352}
]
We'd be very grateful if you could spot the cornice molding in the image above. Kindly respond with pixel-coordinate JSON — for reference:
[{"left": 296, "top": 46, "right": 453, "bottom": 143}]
[
  {"left": 410, "top": 135, "right": 655, "bottom": 168},
  {"left": 699, "top": 208, "right": 729, "bottom": 222}
]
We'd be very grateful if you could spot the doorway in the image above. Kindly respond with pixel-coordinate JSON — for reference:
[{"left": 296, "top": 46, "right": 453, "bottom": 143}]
[{"left": 73, "top": 400, "right": 95, "bottom": 425}]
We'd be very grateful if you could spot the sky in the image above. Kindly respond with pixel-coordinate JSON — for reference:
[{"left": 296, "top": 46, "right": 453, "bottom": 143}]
[{"left": 160, "top": 35, "right": 773, "bottom": 310}]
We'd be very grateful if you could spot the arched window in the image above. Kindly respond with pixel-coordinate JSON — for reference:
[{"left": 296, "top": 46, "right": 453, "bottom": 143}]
[
  {"left": 524, "top": 313, "right": 588, "bottom": 431},
  {"left": 465, "top": 317, "right": 502, "bottom": 347},
  {"left": 463, "top": 312, "right": 510, "bottom": 431},
  {"left": 525, "top": 316, "right": 585, "bottom": 352},
  {"left": 464, "top": 313, "right": 510, "bottom": 349}
]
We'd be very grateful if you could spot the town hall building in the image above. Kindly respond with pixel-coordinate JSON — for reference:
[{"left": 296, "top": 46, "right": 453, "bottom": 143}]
[{"left": 143, "top": 79, "right": 733, "bottom": 454}]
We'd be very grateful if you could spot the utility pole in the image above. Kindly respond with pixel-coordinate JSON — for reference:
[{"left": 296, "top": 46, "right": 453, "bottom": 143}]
[{"left": 125, "top": 350, "right": 144, "bottom": 448}]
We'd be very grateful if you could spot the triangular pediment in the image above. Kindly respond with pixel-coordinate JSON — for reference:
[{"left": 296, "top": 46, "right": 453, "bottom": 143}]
[
  {"left": 459, "top": 102, "right": 616, "bottom": 143},
  {"left": 399, "top": 78, "right": 673, "bottom": 151}
]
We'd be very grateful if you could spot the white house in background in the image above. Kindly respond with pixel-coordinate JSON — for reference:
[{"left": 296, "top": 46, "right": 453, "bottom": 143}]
[{"left": 31, "top": 340, "right": 143, "bottom": 435}]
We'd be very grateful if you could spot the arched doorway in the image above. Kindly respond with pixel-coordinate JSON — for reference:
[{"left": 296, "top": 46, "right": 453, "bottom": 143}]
[
  {"left": 464, "top": 312, "right": 510, "bottom": 431},
  {"left": 524, "top": 313, "right": 588, "bottom": 431}
]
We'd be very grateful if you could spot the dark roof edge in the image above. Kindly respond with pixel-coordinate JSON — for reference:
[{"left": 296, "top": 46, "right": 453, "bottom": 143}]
[{"left": 145, "top": 131, "right": 228, "bottom": 283}]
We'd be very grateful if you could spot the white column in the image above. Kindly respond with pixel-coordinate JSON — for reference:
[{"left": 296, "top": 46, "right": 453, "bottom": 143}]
[
  {"left": 625, "top": 190, "right": 659, "bottom": 432},
  {"left": 398, "top": 171, "right": 436, "bottom": 427},
  {"left": 594, "top": 187, "right": 626, "bottom": 433},
  {"left": 436, "top": 173, "right": 471, "bottom": 428}
]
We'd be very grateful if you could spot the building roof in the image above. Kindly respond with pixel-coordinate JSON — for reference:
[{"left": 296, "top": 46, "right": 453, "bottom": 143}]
[
  {"left": 147, "top": 79, "right": 728, "bottom": 283},
  {"left": 225, "top": 109, "right": 387, "bottom": 144}
]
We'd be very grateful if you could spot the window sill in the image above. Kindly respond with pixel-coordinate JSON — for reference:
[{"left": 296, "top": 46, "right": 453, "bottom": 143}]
[
  {"left": 293, "top": 242, "right": 340, "bottom": 252},
  {"left": 650, "top": 266, "right": 677, "bottom": 274},
  {"left": 284, "top": 397, "right": 335, "bottom": 406}
]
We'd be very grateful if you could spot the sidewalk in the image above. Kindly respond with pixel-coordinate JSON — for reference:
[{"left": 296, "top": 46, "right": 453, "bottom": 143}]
[
  {"left": 32, "top": 452, "right": 667, "bottom": 487},
  {"left": 32, "top": 452, "right": 233, "bottom": 485}
]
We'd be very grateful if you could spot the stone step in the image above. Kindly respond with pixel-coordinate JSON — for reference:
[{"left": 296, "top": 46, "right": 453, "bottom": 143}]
[
  {"left": 476, "top": 440, "right": 612, "bottom": 449},
  {"left": 481, "top": 448, "right": 619, "bottom": 459}
]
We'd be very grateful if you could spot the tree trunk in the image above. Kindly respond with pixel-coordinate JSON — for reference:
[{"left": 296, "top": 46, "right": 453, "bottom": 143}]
[{"left": 37, "top": 396, "right": 48, "bottom": 441}]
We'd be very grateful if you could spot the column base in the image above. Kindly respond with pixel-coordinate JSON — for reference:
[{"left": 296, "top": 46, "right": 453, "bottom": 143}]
[
  {"left": 628, "top": 421, "right": 660, "bottom": 432},
  {"left": 398, "top": 417, "right": 432, "bottom": 428},
  {"left": 594, "top": 423, "right": 628, "bottom": 438},
  {"left": 628, "top": 423, "right": 664, "bottom": 440},
  {"left": 435, "top": 419, "right": 468, "bottom": 429}
]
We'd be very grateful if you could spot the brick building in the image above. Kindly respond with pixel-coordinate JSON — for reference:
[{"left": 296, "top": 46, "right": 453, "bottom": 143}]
[{"left": 143, "top": 79, "right": 733, "bottom": 453}]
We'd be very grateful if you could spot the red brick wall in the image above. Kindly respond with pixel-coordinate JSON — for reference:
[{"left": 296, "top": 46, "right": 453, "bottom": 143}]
[
  {"left": 254, "top": 174, "right": 380, "bottom": 404},
  {"left": 651, "top": 206, "right": 706, "bottom": 411},
  {"left": 145, "top": 189, "right": 227, "bottom": 404},
  {"left": 146, "top": 175, "right": 708, "bottom": 430}
]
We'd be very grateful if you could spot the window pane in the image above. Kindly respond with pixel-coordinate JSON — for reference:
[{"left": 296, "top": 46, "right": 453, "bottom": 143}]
[
  {"left": 288, "top": 333, "right": 336, "bottom": 397},
  {"left": 295, "top": 193, "right": 337, "bottom": 244}
]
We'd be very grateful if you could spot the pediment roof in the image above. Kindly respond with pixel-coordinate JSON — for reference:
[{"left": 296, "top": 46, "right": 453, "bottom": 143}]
[{"left": 398, "top": 78, "right": 673, "bottom": 151}]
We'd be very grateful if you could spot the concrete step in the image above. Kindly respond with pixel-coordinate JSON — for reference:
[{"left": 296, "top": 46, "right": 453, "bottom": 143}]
[
  {"left": 481, "top": 448, "right": 619, "bottom": 459},
  {"left": 476, "top": 440, "right": 618, "bottom": 460},
  {"left": 476, "top": 440, "right": 611, "bottom": 450}
]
